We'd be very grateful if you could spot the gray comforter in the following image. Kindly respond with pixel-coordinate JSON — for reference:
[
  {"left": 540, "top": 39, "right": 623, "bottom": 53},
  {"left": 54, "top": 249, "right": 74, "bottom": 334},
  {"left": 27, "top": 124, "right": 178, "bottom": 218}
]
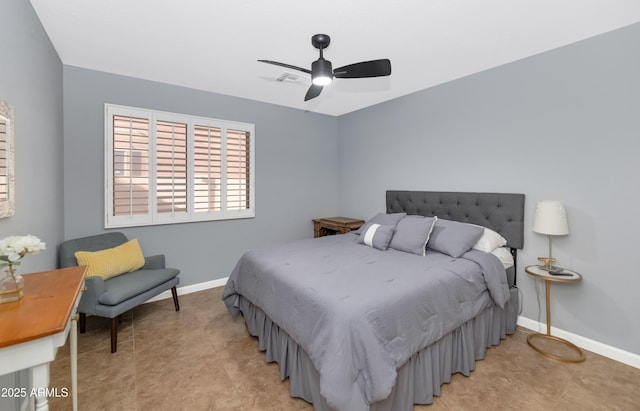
[{"left": 222, "top": 233, "right": 509, "bottom": 411}]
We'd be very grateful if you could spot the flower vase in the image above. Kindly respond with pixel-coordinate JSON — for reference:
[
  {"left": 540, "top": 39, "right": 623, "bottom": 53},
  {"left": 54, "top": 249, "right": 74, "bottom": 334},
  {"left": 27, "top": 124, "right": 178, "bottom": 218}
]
[{"left": 0, "top": 267, "right": 25, "bottom": 303}]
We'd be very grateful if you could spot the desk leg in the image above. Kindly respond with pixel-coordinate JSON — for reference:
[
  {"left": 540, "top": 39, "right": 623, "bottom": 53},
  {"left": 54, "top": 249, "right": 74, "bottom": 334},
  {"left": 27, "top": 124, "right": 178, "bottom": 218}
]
[
  {"left": 70, "top": 316, "right": 79, "bottom": 411},
  {"left": 31, "top": 363, "right": 50, "bottom": 411}
]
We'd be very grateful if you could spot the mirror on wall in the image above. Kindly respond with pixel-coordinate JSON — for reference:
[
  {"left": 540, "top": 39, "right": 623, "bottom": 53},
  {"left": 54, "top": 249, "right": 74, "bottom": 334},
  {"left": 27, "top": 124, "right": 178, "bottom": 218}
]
[{"left": 0, "top": 100, "right": 14, "bottom": 219}]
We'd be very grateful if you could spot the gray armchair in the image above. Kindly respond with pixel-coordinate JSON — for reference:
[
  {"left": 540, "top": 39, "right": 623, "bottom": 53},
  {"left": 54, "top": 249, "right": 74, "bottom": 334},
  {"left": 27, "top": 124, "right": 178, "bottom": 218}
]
[{"left": 59, "top": 232, "right": 180, "bottom": 353}]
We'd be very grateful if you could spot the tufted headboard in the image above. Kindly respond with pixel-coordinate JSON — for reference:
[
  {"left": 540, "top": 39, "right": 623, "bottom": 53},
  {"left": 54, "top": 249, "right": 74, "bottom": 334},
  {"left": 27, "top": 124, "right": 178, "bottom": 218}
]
[{"left": 386, "top": 191, "right": 525, "bottom": 249}]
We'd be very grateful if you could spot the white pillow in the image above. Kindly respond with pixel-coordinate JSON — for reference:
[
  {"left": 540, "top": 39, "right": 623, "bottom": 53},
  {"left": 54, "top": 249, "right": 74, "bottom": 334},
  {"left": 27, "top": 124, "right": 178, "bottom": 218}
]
[
  {"left": 490, "top": 246, "right": 514, "bottom": 269},
  {"left": 472, "top": 226, "right": 507, "bottom": 253}
]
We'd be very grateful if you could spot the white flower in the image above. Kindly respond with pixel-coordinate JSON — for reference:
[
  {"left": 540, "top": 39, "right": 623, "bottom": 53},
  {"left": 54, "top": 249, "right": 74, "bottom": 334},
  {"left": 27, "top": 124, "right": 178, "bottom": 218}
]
[{"left": 0, "top": 235, "right": 46, "bottom": 267}]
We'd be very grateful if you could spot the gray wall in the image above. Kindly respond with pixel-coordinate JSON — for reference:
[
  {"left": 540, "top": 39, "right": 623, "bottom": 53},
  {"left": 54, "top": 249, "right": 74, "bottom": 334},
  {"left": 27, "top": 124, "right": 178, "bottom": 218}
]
[
  {"left": 0, "top": 0, "right": 63, "bottom": 271},
  {"left": 63, "top": 66, "right": 339, "bottom": 286},
  {"left": 336, "top": 23, "right": 640, "bottom": 355},
  {"left": 0, "top": 0, "right": 63, "bottom": 408}
]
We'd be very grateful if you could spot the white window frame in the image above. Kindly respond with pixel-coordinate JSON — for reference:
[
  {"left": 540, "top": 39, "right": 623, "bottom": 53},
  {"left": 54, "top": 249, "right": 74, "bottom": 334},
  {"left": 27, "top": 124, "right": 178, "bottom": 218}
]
[{"left": 105, "top": 104, "right": 255, "bottom": 228}]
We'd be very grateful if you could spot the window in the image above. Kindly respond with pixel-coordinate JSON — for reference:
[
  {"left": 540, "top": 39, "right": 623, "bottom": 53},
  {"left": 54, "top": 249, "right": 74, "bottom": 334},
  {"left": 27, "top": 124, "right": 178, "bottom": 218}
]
[{"left": 105, "top": 104, "right": 254, "bottom": 228}]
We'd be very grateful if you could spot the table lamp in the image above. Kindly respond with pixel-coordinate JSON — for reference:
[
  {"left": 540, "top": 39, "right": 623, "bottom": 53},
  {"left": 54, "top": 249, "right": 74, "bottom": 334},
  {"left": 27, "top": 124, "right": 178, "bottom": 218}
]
[{"left": 532, "top": 200, "right": 569, "bottom": 271}]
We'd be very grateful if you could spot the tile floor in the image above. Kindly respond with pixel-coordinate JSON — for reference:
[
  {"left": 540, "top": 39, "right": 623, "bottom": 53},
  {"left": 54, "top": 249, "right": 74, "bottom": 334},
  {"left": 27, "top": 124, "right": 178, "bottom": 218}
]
[{"left": 49, "top": 287, "right": 640, "bottom": 410}]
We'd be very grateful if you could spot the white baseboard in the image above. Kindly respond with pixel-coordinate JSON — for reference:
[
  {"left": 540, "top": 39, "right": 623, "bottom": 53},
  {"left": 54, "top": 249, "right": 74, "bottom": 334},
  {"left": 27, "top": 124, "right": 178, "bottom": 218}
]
[
  {"left": 146, "top": 277, "right": 228, "bottom": 303},
  {"left": 148, "top": 279, "right": 639, "bottom": 369},
  {"left": 517, "top": 316, "right": 640, "bottom": 369}
]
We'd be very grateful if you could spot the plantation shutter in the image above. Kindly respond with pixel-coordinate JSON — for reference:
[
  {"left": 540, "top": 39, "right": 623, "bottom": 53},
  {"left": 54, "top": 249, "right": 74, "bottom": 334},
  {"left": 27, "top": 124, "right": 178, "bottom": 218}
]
[
  {"left": 0, "top": 118, "right": 7, "bottom": 202},
  {"left": 155, "top": 120, "right": 188, "bottom": 217},
  {"left": 112, "top": 115, "right": 150, "bottom": 217},
  {"left": 193, "top": 125, "right": 222, "bottom": 213},
  {"left": 105, "top": 104, "right": 254, "bottom": 228},
  {"left": 226, "top": 129, "right": 251, "bottom": 211}
]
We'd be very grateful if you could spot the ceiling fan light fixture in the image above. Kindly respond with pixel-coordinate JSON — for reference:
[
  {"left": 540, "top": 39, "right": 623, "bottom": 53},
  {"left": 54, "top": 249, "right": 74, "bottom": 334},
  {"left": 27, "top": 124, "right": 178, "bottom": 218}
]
[
  {"left": 258, "top": 33, "right": 391, "bottom": 101},
  {"left": 312, "top": 74, "right": 332, "bottom": 86},
  {"left": 311, "top": 58, "right": 333, "bottom": 86}
]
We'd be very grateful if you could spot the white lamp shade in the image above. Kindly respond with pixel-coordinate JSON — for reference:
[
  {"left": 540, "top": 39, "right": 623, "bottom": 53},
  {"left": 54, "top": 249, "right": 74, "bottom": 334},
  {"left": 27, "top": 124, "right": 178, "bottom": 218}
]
[{"left": 532, "top": 200, "right": 569, "bottom": 235}]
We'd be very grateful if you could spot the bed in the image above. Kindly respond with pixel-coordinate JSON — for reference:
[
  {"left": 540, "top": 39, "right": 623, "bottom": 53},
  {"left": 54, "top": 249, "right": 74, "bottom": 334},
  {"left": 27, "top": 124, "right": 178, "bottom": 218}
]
[{"left": 223, "top": 190, "right": 525, "bottom": 411}]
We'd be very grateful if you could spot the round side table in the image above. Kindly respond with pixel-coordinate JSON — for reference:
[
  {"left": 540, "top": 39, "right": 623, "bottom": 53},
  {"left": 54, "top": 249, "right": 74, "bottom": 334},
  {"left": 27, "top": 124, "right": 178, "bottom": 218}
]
[{"left": 524, "top": 265, "right": 585, "bottom": 363}]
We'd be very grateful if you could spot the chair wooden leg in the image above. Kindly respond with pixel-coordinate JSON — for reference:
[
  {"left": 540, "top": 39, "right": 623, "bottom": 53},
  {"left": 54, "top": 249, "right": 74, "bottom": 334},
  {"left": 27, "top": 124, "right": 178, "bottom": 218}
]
[
  {"left": 171, "top": 286, "right": 180, "bottom": 312},
  {"left": 79, "top": 313, "right": 86, "bottom": 334},
  {"left": 110, "top": 317, "right": 118, "bottom": 353}
]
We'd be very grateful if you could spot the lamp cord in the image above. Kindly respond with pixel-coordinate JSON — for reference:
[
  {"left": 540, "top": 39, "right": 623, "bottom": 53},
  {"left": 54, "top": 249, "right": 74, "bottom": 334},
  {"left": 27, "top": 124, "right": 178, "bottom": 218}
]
[
  {"left": 534, "top": 277, "right": 543, "bottom": 333},
  {"left": 517, "top": 276, "right": 544, "bottom": 335}
]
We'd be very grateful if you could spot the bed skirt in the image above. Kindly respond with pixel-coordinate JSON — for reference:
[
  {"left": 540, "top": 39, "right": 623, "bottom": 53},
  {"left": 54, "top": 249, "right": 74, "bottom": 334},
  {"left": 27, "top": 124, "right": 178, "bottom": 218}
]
[{"left": 237, "top": 287, "right": 519, "bottom": 411}]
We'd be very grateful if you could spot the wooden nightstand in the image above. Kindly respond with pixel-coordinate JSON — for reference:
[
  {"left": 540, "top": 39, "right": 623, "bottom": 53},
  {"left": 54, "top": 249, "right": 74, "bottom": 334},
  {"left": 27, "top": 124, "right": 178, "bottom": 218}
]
[
  {"left": 313, "top": 217, "right": 365, "bottom": 238},
  {"left": 524, "top": 265, "right": 585, "bottom": 363}
]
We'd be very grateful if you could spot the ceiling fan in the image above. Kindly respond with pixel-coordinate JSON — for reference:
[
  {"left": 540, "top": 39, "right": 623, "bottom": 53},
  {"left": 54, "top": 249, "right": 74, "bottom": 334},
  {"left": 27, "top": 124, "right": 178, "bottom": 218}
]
[{"left": 258, "top": 34, "right": 392, "bottom": 101}]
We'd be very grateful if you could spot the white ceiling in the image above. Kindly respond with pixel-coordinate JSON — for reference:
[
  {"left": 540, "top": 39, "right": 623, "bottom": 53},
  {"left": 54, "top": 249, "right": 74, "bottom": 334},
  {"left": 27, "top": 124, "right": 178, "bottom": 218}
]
[{"left": 30, "top": 0, "right": 640, "bottom": 117}]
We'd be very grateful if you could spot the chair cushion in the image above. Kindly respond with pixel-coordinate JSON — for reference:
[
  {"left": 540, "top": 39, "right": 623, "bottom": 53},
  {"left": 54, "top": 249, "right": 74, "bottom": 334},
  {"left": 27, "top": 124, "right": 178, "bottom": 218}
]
[
  {"left": 75, "top": 239, "right": 145, "bottom": 280},
  {"left": 97, "top": 268, "right": 180, "bottom": 306}
]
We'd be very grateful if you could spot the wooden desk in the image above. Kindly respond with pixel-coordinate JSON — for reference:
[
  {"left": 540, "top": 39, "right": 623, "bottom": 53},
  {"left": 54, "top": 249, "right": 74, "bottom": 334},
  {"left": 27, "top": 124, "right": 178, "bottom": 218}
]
[{"left": 0, "top": 266, "right": 85, "bottom": 411}]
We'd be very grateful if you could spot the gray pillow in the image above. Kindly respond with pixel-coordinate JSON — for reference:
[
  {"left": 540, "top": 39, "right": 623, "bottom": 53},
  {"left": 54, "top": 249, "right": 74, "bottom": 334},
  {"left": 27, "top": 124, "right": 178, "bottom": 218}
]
[
  {"left": 427, "top": 218, "right": 484, "bottom": 258},
  {"left": 357, "top": 224, "right": 395, "bottom": 251},
  {"left": 354, "top": 212, "right": 407, "bottom": 235},
  {"left": 389, "top": 215, "right": 437, "bottom": 256}
]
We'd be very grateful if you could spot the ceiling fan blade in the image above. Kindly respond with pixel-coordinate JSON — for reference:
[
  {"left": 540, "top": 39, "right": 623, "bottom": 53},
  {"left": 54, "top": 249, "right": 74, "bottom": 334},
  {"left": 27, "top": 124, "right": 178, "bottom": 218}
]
[
  {"left": 333, "top": 59, "right": 391, "bottom": 79},
  {"left": 257, "top": 60, "right": 311, "bottom": 74},
  {"left": 304, "top": 84, "right": 323, "bottom": 101}
]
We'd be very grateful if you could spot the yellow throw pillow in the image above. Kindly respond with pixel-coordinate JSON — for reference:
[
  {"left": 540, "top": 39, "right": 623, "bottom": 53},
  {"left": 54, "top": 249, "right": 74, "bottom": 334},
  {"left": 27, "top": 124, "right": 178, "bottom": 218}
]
[{"left": 74, "top": 238, "right": 145, "bottom": 280}]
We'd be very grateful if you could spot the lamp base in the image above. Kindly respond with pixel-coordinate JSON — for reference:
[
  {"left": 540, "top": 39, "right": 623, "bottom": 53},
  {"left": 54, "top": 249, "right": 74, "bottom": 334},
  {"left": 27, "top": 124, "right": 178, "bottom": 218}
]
[{"left": 537, "top": 257, "right": 559, "bottom": 271}]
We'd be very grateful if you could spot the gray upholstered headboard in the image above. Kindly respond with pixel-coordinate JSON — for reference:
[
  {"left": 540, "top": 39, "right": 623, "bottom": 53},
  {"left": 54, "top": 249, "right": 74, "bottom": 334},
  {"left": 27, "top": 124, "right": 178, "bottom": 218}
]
[{"left": 386, "top": 191, "right": 525, "bottom": 249}]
